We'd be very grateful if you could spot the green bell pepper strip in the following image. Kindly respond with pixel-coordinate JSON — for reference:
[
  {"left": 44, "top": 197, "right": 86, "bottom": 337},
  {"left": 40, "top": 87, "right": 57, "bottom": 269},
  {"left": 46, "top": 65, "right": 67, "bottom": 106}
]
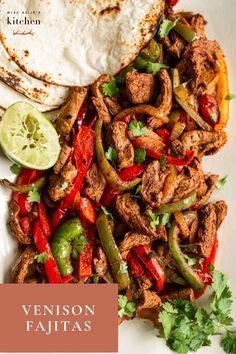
[
  {"left": 0, "top": 176, "right": 46, "bottom": 193},
  {"left": 155, "top": 192, "right": 197, "bottom": 215},
  {"left": 95, "top": 118, "right": 140, "bottom": 191},
  {"left": 168, "top": 219, "right": 205, "bottom": 291},
  {"left": 96, "top": 211, "right": 130, "bottom": 290},
  {"left": 140, "top": 39, "right": 160, "bottom": 62},
  {"left": 174, "top": 21, "right": 199, "bottom": 43},
  {"left": 51, "top": 218, "right": 84, "bottom": 277}
]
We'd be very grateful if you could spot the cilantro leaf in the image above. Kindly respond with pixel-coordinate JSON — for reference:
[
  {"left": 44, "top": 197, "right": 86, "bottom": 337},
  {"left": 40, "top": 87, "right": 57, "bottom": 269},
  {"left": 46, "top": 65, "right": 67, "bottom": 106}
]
[
  {"left": 129, "top": 121, "right": 147, "bottom": 137},
  {"left": 221, "top": 331, "right": 236, "bottom": 353},
  {"left": 132, "top": 184, "right": 142, "bottom": 202},
  {"left": 134, "top": 148, "right": 146, "bottom": 164},
  {"left": 118, "top": 295, "right": 136, "bottom": 317},
  {"left": 101, "top": 206, "right": 113, "bottom": 220},
  {"left": 183, "top": 254, "right": 197, "bottom": 267},
  {"left": 73, "top": 235, "right": 87, "bottom": 254},
  {"left": 160, "top": 154, "right": 167, "bottom": 167},
  {"left": 61, "top": 181, "right": 68, "bottom": 191},
  {"left": 27, "top": 187, "right": 40, "bottom": 203},
  {"left": 34, "top": 252, "right": 49, "bottom": 264},
  {"left": 105, "top": 147, "right": 117, "bottom": 167},
  {"left": 216, "top": 175, "right": 228, "bottom": 190},
  {"left": 118, "top": 261, "right": 128, "bottom": 274},
  {"left": 225, "top": 93, "right": 236, "bottom": 101},
  {"left": 146, "top": 62, "right": 169, "bottom": 75},
  {"left": 101, "top": 77, "right": 118, "bottom": 97},
  {"left": 161, "top": 213, "right": 171, "bottom": 226},
  {"left": 210, "top": 112, "right": 218, "bottom": 123},
  {"left": 158, "top": 17, "right": 179, "bottom": 39},
  {"left": 10, "top": 163, "right": 21, "bottom": 175},
  {"left": 148, "top": 211, "right": 160, "bottom": 230}
]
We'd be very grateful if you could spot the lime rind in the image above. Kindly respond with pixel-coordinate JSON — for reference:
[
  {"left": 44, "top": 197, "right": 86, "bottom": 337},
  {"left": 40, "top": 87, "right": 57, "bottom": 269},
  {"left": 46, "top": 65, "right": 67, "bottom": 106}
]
[{"left": 0, "top": 101, "right": 61, "bottom": 170}]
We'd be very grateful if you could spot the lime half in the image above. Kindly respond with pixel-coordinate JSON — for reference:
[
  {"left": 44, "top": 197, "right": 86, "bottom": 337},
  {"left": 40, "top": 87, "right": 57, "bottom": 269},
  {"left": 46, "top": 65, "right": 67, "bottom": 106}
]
[{"left": 0, "top": 101, "right": 61, "bottom": 170}]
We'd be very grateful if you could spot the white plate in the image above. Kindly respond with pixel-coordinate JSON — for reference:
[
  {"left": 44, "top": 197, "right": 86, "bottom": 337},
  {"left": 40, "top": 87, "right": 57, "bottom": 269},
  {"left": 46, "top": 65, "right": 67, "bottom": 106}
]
[{"left": 0, "top": 0, "right": 235, "bottom": 353}]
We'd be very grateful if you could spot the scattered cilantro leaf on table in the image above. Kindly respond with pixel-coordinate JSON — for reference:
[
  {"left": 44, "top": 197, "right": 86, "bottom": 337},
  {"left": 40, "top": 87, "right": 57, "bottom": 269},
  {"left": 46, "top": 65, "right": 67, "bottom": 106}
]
[
  {"left": 118, "top": 295, "right": 136, "bottom": 317},
  {"left": 216, "top": 175, "right": 228, "bottom": 190}
]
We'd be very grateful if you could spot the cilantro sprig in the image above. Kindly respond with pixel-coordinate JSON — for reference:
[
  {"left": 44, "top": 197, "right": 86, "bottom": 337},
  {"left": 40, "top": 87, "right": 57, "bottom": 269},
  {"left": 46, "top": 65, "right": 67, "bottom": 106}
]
[
  {"left": 129, "top": 121, "right": 147, "bottom": 137},
  {"left": 146, "top": 62, "right": 169, "bottom": 75},
  {"left": 10, "top": 163, "right": 21, "bottom": 175},
  {"left": 27, "top": 187, "right": 40, "bottom": 203},
  {"left": 159, "top": 267, "right": 236, "bottom": 354},
  {"left": 158, "top": 17, "right": 179, "bottom": 39},
  {"left": 34, "top": 252, "right": 49, "bottom": 264},
  {"left": 118, "top": 295, "right": 136, "bottom": 318},
  {"left": 216, "top": 175, "right": 228, "bottom": 190},
  {"left": 134, "top": 148, "right": 146, "bottom": 164},
  {"left": 105, "top": 147, "right": 117, "bottom": 167},
  {"left": 102, "top": 77, "right": 118, "bottom": 97},
  {"left": 148, "top": 211, "right": 160, "bottom": 230}
]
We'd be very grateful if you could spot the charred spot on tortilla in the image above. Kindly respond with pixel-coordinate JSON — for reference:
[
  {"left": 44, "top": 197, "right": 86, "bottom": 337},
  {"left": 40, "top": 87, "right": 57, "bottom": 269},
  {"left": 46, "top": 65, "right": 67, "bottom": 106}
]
[
  {"left": 24, "top": 50, "right": 29, "bottom": 57},
  {"left": 99, "top": 5, "right": 121, "bottom": 16}
]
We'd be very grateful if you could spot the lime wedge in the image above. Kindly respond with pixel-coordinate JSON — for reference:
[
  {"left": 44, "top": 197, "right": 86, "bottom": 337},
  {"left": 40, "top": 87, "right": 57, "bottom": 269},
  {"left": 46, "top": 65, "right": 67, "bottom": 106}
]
[{"left": 0, "top": 101, "right": 61, "bottom": 170}]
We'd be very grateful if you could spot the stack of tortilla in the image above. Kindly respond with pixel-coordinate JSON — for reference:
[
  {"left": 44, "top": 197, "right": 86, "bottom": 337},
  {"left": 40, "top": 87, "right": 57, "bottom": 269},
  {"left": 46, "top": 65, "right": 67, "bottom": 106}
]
[{"left": 0, "top": 0, "right": 164, "bottom": 118}]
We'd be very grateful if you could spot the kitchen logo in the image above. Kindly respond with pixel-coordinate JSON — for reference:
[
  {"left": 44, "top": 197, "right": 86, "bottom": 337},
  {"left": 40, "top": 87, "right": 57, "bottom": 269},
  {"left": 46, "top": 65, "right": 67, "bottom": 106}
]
[{"left": 3, "top": 10, "right": 41, "bottom": 36}]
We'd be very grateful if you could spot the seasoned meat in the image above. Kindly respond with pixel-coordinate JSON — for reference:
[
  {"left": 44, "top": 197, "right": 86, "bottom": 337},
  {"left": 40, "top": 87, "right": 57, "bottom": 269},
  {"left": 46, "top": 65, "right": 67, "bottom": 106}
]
[
  {"left": 196, "top": 174, "right": 218, "bottom": 206},
  {"left": 190, "top": 158, "right": 208, "bottom": 197},
  {"left": 197, "top": 203, "right": 217, "bottom": 258},
  {"left": 214, "top": 201, "right": 228, "bottom": 229},
  {"left": 119, "top": 232, "right": 152, "bottom": 259},
  {"left": 172, "top": 167, "right": 200, "bottom": 202},
  {"left": 126, "top": 72, "right": 155, "bottom": 104},
  {"left": 189, "top": 13, "right": 207, "bottom": 38},
  {"left": 170, "top": 139, "right": 186, "bottom": 159},
  {"left": 11, "top": 247, "right": 37, "bottom": 283},
  {"left": 128, "top": 128, "right": 164, "bottom": 154},
  {"left": 48, "top": 162, "right": 77, "bottom": 202},
  {"left": 83, "top": 161, "right": 106, "bottom": 202},
  {"left": 137, "top": 275, "right": 153, "bottom": 290},
  {"left": 140, "top": 160, "right": 169, "bottom": 207},
  {"left": 104, "top": 97, "right": 122, "bottom": 116},
  {"left": 181, "top": 130, "right": 224, "bottom": 157},
  {"left": 163, "top": 31, "right": 186, "bottom": 58},
  {"left": 56, "top": 87, "right": 88, "bottom": 140},
  {"left": 148, "top": 70, "right": 172, "bottom": 128},
  {"left": 94, "top": 246, "right": 108, "bottom": 278},
  {"left": 161, "top": 287, "right": 195, "bottom": 303},
  {"left": 177, "top": 39, "right": 220, "bottom": 95},
  {"left": 136, "top": 289, "right": 162, "bottom": 326},
  {"left": 92, "top": 97, "right": 111, "bottom": 125},
  {"left": 9, "top": 201, "right": 32, "bottom": 245},
  {"left": 106, "top": 121, "right": 134, "bottom": 170},
  {"left": 115, "top": 194, "right": 166, "bottom": 240},
  {"left": 53, "top": 143, "right": 72, "bottom": 174},
  {"left": 91, "top": 74, "right": 110, "bottom": 99}
]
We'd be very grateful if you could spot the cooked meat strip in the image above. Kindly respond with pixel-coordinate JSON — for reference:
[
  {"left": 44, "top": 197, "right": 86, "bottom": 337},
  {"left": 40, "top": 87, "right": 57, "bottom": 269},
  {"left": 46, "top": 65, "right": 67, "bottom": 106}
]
[
  {"left": 189, "top": 14, "right": 207, "bottom": 37},
  {"left": 148, "top": 70, "right": 172, "bottom": 128},
  {"left": 106, "top": 121, "right": 134, "bottom": 170},
  {"left": 214, "top": 201, "right": 228, "bottom": 229},
  {"left": 83, "top": 161, "right": 106, "bottom": 202},
  {"left": 9, "top": 201, "right": 32, "bottom": 245},
  {"left": 161, "top": 287, "right": 195, "bottom": 303},
  {"left": 136, "top": 275, "right": 153, "bottom": 290},
  {"left": 196, "top": 174, "right": 218, "bottom": 206},
  {"left": 181, "top": 130, "right": 224, "bottom": 157},
  {"left": 163, "top": 31, "right": 186, "bottom": 58},
  {"left": 115, "top": 194, "right": 166, "bottom": 240},
  {"left": 93, "top": 246, "right": 108, "bottom": 278},
  {"left": 56, "top": 87, "right": 88, "bottom": 140},
  {"left": 170, "top": 139, "right": 186, "bottom": 159},
  {"left": 48, "top": 162, "right": 77, "bottom": 202},
  {"left": 119, "top": 232, "right": 152, "bottom": 259},
  {"left": 172, "top": 167, "right": 200, "bottom": 202},
  {"left": 140, "top": 160, "right": 169, "bottom": 207},
  {"left": 104, "top": 97, "right": 122, "bottom": 116},
  {"left": 190, "top": 158, "right": 208, "bottom": 197},
  {"left": 92, "top": 97, "right": 111, "bottom": 125},
  {"left": 197, "top": 203, "right": 217, "bottom": 258},
  {"left": 91, "top": 74, "right": 110, "bottom": 99},
  {"left": 11, "top": 247, "right": 37, "bottom": 283},
  {"left": 156, "top": 243, "right": 176, "bottom": 269},
  {"left": 53, "top": 143, "right": 72, "bottom": 174},
  {"left": 136, "top": 289, "right": 162, "bottom": 326},
  {"left": 128, "top": 127, "right": 164, "bottom": 154},
  {"left": 126, "top": 72, "right": 155, "bottom": 104},
  {"left": 177, "top": 39, "right": 220, "bottom": 95}
]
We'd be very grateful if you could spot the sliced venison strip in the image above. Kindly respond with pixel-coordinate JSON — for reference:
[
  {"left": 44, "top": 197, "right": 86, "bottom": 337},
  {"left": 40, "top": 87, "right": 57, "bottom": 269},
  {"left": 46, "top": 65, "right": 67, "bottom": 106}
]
[
  {"left": 115, "top": 193, "right": 166, "bottom": 240},
  {"left": 104, "top": 96, "right": 122, "bottom": 116},
  {"left": 92, "top": 97, "right": 111, "bottom": 124},
  {"left": 135, "top": 289, "right": 162, "bottom": 326},
  {"left": 9, "top": 201, "right": 32, "bottom": 245},
  {"left": 181, "top": 130, "right": 223, "bottom": 157},
  {"left": 83, "top": 161, "right": 106, "bottom": 202},
  {"left": 140, "top": 160, "right": 169, "bottom": 208},
  {"left": 126, "top": 71, "right": 155, "bottom": 104},
  {"left": 56, "top": 87, "right": 88, "bottom": 140},
  {"left": 106, "top": 121, "right": 134, "bottom": 170},
  {"left": 11, "top": 247, "right": 37, "bottom": 283},
  {"left": 214, "top": 200, "right": 228, "bottom": 229},
  {"left": 93, "top": 246, "right": 109, "bottom": 278},
  {"left": 188, "top": 13, "right": 207, "bottom": 38},
  {"left": 53, "top": 143, "right": 72, "bottom": 175},
  {"left": 119, "top": 232, "right": 152, "bottom": 259},
  {"left": 91, "top": 74, "right": 111, "bottom": 99},
  {"left": 196, "top": 174, "right": 218, "bottom": 207},
  {"left": 161, "top": 287, "right": 195, "bottom": 303},
  {"left": 128, "top": 128, "right": 164, "bottom": 154},
  {"left": 197, "top": 203, "right": 217, "bottom": 258},
  {"left": 48, "top": 162, "right": 77, "bottom": 202},
  {"left": 172, "top": 166, "right": 200, "bottom": 202}
]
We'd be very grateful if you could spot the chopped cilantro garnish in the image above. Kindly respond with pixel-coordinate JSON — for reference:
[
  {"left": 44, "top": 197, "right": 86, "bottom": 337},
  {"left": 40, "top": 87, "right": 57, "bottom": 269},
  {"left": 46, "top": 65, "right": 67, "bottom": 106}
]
[
  {"left": 134, "top": 148, "right": 146, "bottom": 164},
  {"left": 158, "top": 17, "right": 179, "bottom": 39},
  {"left": 183, "top": 254, "right": 197, "bottom": 267},
  {"left": 148, "top": 211, "right": 160, "bottom": 230},
  {"left": 27, "top": 187, "right": 40, "bottom": 203},
  {"left": 161, "top": 213, "right": 171, "bottom": 226},
  {"left": 216, "top": 175, "right": 228, "bottom": 190},
  {"left": 101, "top": 77, "right": 118, "bottom": 97},
  {"left": 225, "top": 93, "right": 236, "bottom": 101},
  {"left": 10, "top": 163, "right": 21, "bottom": 175},
  {"left": 34, "top": 252, "right": 49, "bottom": 264},
  {"left": 118, "top": 261, "right": 128, "bottom": 274},
  {"left": 129, "top": 121, "right": 147, "bottom": 137},
  {"left": 105, "top": 147, "right": 117, "bottom": 167},
  {"left": 118, "top": 295, "right": 136, "bottom": 317},
  {"left": 146, "top": 62, "right": 169, "bottom": 75}
]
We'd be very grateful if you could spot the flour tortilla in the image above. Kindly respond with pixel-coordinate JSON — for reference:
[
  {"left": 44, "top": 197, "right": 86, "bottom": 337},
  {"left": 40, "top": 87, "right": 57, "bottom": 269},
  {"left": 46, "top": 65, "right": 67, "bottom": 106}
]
[
  {"left": 0, "top": 42, "right": 70, "bottom": 105},
  {"left": 0, "top": 81, "right": 58, "bottom": 112},
  {"left": 0, "top": 0, "right": 164, "bottom": 87}
]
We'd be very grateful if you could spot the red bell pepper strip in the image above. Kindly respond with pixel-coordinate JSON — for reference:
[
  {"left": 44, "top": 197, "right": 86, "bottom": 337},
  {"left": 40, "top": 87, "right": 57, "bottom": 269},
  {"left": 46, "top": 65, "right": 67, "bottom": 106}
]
[
  {"left": 156, "top": 128, "right": 170, "bottom": 145},
  {"left": 79, "top": 197, "right": 96, "bottom": 224},
  {"left": 32, "top": 219, "right": 62, "bottom": 283},
  {"left": 168, "top": 0, "right": 180, "bottom": 7},
  {"left": 146, "top": 149, "right": 195, "bottom": 167},
  {"left": 13, "top": 169, "right": 44, "bottom": 217},
  {"left": 78, "top": 224, "right": 95, "bottom": 278},
  {"left": 62, "top": 275, "right": 74, "bottom": 284},
  {"left": 37, "top": 201, "right": 52, "bottom": 239},
  {"left": 198, "top": 94, "right": 219, "bottom": 128},
  {"left": 20, "top": 217, "right": 31, "bottom": 236},
  {"left": 101, "top": 164, "right": 146, "bottom": 207},
  {"left": 194, "top": 236, "right": 218, "bottom": 299},
  {"left": 133, "top": 245, "right": 165, "bottom": 292},
  {"left": 126, "top": 250, "right": 144, "bottom": 278},
  {"left": 75, "top": 102, "right": 88, "bottom": 129},
  {"left": 51, "top": 126, "right": 95, "bottom": 230}
]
